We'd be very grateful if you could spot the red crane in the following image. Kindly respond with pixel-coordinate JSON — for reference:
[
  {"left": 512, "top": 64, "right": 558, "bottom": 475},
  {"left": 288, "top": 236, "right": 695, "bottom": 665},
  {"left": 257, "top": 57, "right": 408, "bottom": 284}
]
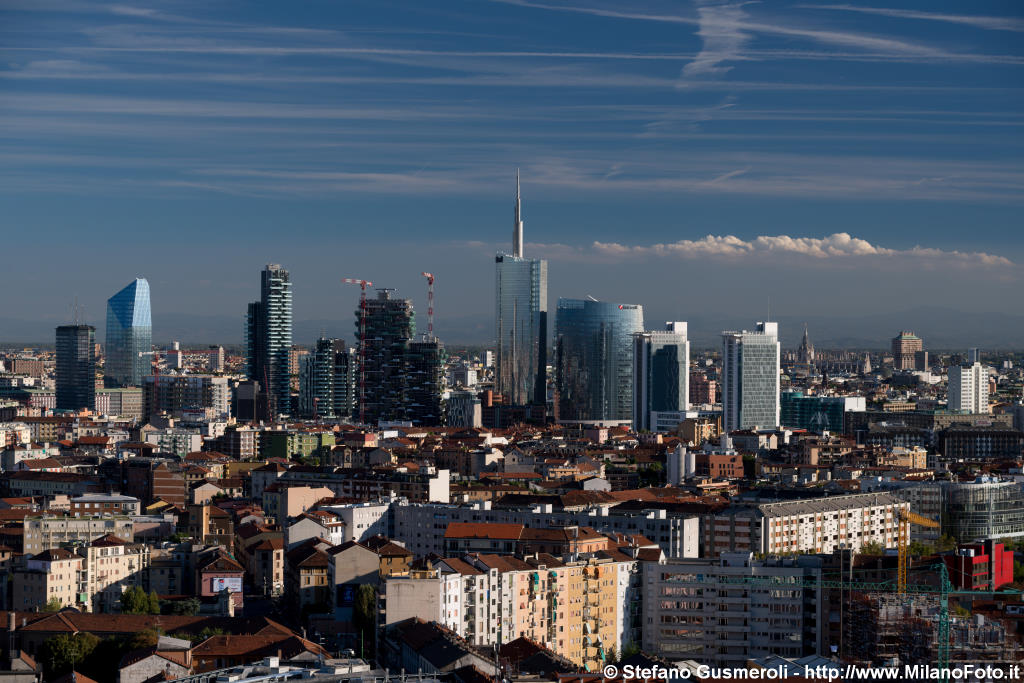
[
  {"left": 421, "top": 272, "right": 435, "bottom": 339},
  {"left": 342, "top": 278, "right": 373, "bottom": 424}
]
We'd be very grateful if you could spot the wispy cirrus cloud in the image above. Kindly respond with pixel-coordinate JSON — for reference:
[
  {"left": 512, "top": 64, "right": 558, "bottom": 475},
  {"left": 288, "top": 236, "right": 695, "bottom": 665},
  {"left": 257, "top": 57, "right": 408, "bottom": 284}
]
[{"left": 799, "top": 5, "right": 1024, "bottom": 33}]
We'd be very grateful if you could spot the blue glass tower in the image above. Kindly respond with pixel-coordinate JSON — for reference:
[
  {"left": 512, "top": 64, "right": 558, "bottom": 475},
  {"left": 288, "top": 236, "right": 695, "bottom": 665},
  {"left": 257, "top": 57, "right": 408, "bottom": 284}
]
[
  {"left": 104, "top": 278, "right": 152, "bottom": 388},
  {"left": 555, "top": 298, "right": 644, "bottom": 424}
]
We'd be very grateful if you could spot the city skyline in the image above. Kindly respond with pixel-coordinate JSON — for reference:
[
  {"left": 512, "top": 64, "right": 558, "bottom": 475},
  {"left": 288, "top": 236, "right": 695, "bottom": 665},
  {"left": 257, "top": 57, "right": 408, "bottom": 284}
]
[{"left": 2, "top": 0, "right": 1022, "bottom": 346}]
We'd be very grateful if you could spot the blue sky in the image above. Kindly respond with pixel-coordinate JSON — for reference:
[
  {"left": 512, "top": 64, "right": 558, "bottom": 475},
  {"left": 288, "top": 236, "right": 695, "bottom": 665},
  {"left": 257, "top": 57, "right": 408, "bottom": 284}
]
[{"left": 1, "top": 0, "right": 1022, "bottom": 346}]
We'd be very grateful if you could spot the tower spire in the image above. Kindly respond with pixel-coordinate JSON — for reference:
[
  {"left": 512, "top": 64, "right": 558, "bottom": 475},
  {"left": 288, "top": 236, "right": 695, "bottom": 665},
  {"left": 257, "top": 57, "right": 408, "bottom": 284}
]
[{"left": 513, "top": 168, "right": 523, "bottom": 258}]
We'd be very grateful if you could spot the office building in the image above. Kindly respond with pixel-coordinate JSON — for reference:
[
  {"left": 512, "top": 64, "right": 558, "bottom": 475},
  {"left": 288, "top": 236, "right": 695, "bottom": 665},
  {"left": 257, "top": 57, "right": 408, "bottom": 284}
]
[
  {"left": 943, "top": 478, "right": 1024, "bottom": 541},
  {"left": 244, "top": 264, "right": 293, "bottom": 417},
  {"left": 406, "top": 337, "right": 445, "bottom": 425},
  {"left": 780, "top": 391, "right": 866, "bottom": 433},
  {"left": 495, "top": 171, "right": 548, "bottom": 407},
  {"left": 361, "top": 289, "right": 415, "bottom": 424},
  {"left": 104, "top": 277, "right": 152, "bottom": 388},
  {"left": 948, "top": 362, "right": 990, "bottom": 414},
  {"left": 555, "top": 298, "right": 643, "bottom": 425},
  {"left": 721, "top": 322, "right": 780, "bottom": 432},
  {"left": 892, "top": 331, "right": 923, "bottom": 371},
  {"left": 55, "top": 324, "right": 96, "bottom": 411},
  {"left": 633, "top": 322, "right": 689, "bottom": 432}
]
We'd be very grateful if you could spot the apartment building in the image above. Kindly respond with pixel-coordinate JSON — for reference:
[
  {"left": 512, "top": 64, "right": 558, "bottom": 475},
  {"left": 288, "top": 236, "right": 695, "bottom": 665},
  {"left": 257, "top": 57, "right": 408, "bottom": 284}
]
[
  {"left": 385, "top": 552, "right": 638, "bottom": 671},
  {"left": 12, "top": 548, "right": 84, "bottom": 610},
  {"left": 78, "top": 534, "right": 150, "bottom": 613},
  {"left": 707, "top": 493, "right": 907, "bottom": 556},
  {"left": 23, "top": 514, "right": 134, "bottom": 556},
  {"left": 70, "top": 493, "right": 141, "bottom": 517},
  {"left": 642, "top": 553, "right": 824, "bottom": 667}
]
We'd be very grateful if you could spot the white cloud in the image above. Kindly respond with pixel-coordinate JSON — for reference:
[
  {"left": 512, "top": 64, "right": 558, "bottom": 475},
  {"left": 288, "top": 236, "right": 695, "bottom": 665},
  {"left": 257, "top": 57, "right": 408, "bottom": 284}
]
[{"left": 579, "top": 232, "right": 1016, "bottom": 268}]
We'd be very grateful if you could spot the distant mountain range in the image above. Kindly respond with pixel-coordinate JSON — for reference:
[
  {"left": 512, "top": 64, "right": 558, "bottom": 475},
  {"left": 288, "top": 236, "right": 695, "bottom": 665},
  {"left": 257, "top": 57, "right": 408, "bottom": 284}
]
[{"left": 3, "top": 306, "right": 1023, "bottom": 350}]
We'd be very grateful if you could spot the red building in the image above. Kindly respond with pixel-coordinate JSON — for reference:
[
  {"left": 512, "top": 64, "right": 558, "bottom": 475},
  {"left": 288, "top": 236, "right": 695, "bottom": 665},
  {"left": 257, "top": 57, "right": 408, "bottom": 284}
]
[{"left": 943, "top": 540, "right": 1014, "bottom": 591}]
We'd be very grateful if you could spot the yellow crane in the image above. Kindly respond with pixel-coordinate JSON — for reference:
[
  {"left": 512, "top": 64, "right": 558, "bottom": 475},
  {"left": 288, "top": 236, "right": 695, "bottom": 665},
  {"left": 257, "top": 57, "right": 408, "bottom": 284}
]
[{"left": 897, "top": 509, "right": 940, "bottom": 594}]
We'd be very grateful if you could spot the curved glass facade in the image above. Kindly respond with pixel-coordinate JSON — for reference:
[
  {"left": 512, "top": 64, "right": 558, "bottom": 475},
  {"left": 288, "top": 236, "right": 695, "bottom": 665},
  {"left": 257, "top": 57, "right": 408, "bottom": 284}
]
[
  {"left": 944, "top": 479, "right": 1024, "bottom": 541},
  {"left": 104, "top": 278, "right": 152, "bottom": 387},
  {"left": 555, "top": 298, "right": 643, "bottom": 424}
]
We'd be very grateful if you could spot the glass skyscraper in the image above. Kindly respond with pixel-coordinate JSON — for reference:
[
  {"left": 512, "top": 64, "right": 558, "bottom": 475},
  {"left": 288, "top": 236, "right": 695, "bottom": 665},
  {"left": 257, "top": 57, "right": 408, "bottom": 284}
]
[
  {"left": 299, "top": 337, "right": 356, "bottom": 420},
  {"left": 722, "top": 322, "right": 781, "bottom": 432},
  {"left": 555, "top": 298, "right": 643, "bottom": 424},
  {"left": 632, "top": 322, "right": 690, "bottom": 431},
  {"left": 104, "top": 277, "right": 152, "bottom": 388},
  {"left": 495, "top": 173, "right": 548, "bottom": 406},
  {"left": 244, "top": 264, "right": 292, "bottom": 417},
  {"left": 56, "top": 324, "right": 96, "bottom": 411}
]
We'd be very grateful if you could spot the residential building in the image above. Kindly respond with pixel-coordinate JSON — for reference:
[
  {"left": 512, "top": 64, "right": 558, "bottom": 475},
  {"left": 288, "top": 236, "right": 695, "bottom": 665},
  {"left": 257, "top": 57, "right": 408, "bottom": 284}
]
[
  {"left": 361, "top": 289, "right": 415, "bottom": 424},
  {"left": 299, "top": 338, "right": 356, "bottom": 420},
  {"left": 70, "top": 493, "right": 141, "bottom": 516},
  {"left": 142, "top": 375, "right": 230, "bottom": 421},
  {"left": 632, "top": 322, "right": 689, "bottom": 433},
  {"left": 55, "top": 324, "right": 95, "bottom": 411},
  {"left": 708, "top": 493, "right": 907, "bottom": 557},
  {"left": 642, "top": 553, "right": 824, "bottom": 666},
  {"left": 12, "top": 548, "right": 84, "bottom": 610},
  {"left": 245, "top": 264, "right": 293, "bottom": 417},
  {"left": 722, "top": 322, "right": 780, "bottom": 432},
  {"left": 555, "top": 298, "right": 644, "bottom": 425},
  {"left": 495, "top": 173, "right": 548, "bottom": 408},
  {"left": 23, "top": 514, "right": 134, "bottom": 557},
  {"left": 104, "top": 278, "right": 152, "bottom": 388},
  {"left": 406, "top": 337, "right": 445, "bottom": 426},
  {"left": 948, "top": 362, "right": 990, "bottom": 414},
  {"left": 95, "top": 387, "right": 144, "bottom": 419}
]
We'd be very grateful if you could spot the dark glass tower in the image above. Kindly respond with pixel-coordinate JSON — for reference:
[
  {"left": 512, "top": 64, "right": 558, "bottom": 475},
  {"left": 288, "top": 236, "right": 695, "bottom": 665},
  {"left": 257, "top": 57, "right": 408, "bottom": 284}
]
[
  {"left": 56, "top": 324, "right": 96, "bottom": 411},
  {"left": 360, "top": 289, "right": 415, "bottom": 424},
  {"left": 104, "top": 277, "right": 152, "bottom": 388},
  {"left": 555, "top": 298, "right": 643, "bottom": 424},
  {"left": 406, "top": 337, "right": 446, "bottom": 426}
]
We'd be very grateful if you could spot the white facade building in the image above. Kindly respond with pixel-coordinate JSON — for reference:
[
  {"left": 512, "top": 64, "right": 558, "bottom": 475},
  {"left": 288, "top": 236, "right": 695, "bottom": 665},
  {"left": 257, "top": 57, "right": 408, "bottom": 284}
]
[
  {"left": 722, "top": 322, "right": 780, "bottom": 432},
  {"left": 948, "top": 362, "right": 990, "bottom": 414}
]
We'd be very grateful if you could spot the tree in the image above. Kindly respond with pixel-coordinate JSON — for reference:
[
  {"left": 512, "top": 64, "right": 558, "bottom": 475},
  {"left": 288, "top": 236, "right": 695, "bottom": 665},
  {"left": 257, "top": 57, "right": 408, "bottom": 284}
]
[
  {"left": 121, "top": 586, "right": 158, "bottom": 614},
  {"left": 605, "top": 646, "right": 618, "bottom": 664},
  {"left": 859, "top": 542, "right": 885, "bottom": 556},
  {"left": 162, "top": 597, "right": 200, "bottom": 616},
  {"left": 41, "top": 598, "right": 64, "bottom": 613},
  {"left": 936, "top": 535, "right": 958, "bottom": 552},
  {"left": 39, "top": 632, "right": 100, "bottom": 679},
  {"left": 1014, "top": 560, "right": 1024, "bottom": 585},
  {"left": 353, "top": 584, "right": 377, "bottom": 658},
  {"left": 621, "top": 641, "right": 641, "bottom": 660}
]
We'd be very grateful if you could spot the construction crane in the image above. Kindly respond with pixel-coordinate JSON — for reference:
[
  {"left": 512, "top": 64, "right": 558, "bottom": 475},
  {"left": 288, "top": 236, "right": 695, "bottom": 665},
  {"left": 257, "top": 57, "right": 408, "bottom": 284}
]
[
  {"left": 342, "top": 278, "right": 372, "bottom": 424},
  {"left": 420, "top": 272, "right": 435, "bottom": 339},
  {"left": 898, "top": 510, "right": 941, "bottom": 594}
]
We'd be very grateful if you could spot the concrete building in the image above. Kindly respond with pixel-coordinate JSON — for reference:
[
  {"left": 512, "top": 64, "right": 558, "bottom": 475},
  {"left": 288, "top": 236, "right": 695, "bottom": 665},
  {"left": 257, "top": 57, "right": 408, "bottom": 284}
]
[
  {"left": 892, "top": 331, "right": 924, "bottom": 371},
  {"left": 722, "top": 322, "right": 780, "bottom": 432},
  {"left": 642, "top": 553, "right": 823, "bottom": 666},
  {"left": 709, "top": 492, "right": 907, "bottom": 556},
  {"left": 143, "top": 375, "right": 230, "bottom": 421},
  {"left": 23, "top": 514, "right": 134, "bottom": 557},
  {"left": 948, "top": 362, "right": 990, "bottom": 414}
]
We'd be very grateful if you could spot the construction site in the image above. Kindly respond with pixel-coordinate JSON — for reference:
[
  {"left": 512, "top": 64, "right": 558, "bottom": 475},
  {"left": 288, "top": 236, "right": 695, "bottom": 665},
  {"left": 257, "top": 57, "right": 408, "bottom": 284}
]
[{"left": 844, "top": 592, "right": 1023, "bottom": 668}]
